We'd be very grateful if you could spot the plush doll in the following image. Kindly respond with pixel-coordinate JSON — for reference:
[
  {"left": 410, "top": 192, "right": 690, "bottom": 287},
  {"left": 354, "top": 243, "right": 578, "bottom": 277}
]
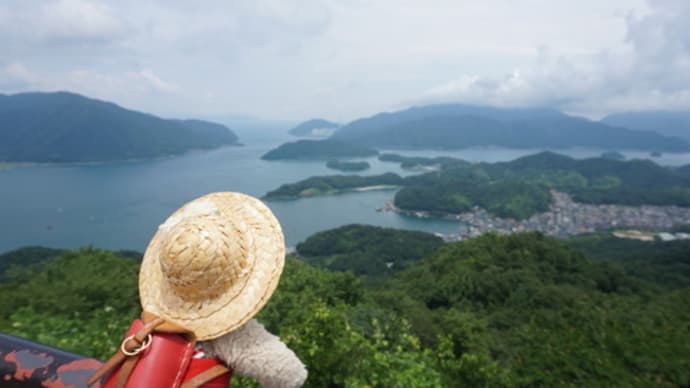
[{"left": 95, "top": 192, "right": 307, "bottom": 388}]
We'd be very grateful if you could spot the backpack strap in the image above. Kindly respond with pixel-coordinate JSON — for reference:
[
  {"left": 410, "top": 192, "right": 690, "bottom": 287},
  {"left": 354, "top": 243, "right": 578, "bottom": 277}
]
[
  {"left": 181, "top": 364, "right": 232, "bottom": 388},
  {"left": 88, "top": 313, "right": 193, "bottom": 387}
]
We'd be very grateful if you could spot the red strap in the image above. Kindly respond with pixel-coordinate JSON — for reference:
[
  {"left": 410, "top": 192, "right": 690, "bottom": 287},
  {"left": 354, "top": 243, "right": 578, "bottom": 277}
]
[
  {"left": 180, "top": 364, "right": 231, "bottom": 388},
  {"left": 87, "top": 313, "right": 193, "bottom": 387}
]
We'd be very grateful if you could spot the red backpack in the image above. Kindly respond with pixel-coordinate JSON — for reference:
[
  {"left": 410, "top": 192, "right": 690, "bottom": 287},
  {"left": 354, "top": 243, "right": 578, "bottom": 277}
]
[{"left": 89, "top": 312, "right": 232, "bottom": 388}]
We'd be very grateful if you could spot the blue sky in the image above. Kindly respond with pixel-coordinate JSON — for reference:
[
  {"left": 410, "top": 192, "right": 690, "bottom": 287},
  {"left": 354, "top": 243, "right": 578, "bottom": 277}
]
[{"left": 1, "top": 0, "right": 688, "bottom": 122}]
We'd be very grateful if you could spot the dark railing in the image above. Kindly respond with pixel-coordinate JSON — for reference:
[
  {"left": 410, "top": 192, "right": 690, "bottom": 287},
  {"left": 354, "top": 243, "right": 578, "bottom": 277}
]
[{"left": 0, "top": 332, "right": 102, "bottom": 387}]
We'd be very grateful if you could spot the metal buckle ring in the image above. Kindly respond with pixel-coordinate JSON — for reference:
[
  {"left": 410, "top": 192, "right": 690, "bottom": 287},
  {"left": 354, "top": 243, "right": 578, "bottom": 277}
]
[{"left": 120, "top": 334, "right": 153, "bottom": 356}]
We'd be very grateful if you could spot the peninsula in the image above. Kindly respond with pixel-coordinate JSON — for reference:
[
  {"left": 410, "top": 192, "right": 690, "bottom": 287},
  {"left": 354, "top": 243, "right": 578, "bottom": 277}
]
[
  {"left": 0, "top": 92, "right": 240, "bottom": 163},
  {"left": 261, "top": 139, "right": 378, "bottom": 160},
  {"left": 263, "top": 173, "right": 403, "bottom": 200}
]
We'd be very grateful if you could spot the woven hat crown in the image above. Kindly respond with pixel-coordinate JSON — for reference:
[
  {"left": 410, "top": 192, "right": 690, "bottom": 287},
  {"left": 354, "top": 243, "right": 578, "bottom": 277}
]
[
  {"left": 139, "top": 192, "right": 285, "bottom": 340},
  {"left": 158, "top": 216, "right": 252, "bottom": 303}
]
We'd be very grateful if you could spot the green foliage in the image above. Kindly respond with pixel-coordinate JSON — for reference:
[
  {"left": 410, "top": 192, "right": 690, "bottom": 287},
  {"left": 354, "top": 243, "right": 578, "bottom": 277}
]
[
  {"left": 2, "top": 232, "right": 689, "bottom": 386},
  {"left": 261, "top": 139, "right": 378, "bottom": 160},
  {"left": 8, "top": 306, "right": 134, "bottom": 360},
  {"left": 326, "top": 159, "right": 371, "bottom": 172},
  {"left": 567, "top": 233, "right": 690, "bottom": 289},
  {"left": 296, "top": 224, "right": 444, "bottom": 281},
  {"left": 393, "top": 151, "right": 690, "bottom": 219},
  {"left": 0, "top": 248, "right": 140, "bottom": 359},
  {"left": 263, "top": 173, "right": 403, "bottom": 200},
  {"left": 0, "top": 246, "right": 65, "bottom": 278}
]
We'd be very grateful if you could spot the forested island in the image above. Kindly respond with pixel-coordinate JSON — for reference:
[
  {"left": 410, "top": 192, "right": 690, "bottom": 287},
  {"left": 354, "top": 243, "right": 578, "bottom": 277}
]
[
  {"left": 261, "top": 139, "right": 378, "bottom": 160},
  {"left": 0, "top": 92, "right": 240, "bottom": 163},
  {"left": 390, "top": 151, "right": 690, "bottom": 219},
  {"left": 1, "top": 230, "right": 688, "bottom": 386},
  {"left": 264, "top": 152, "right": 690, "bottom": 225},
  {"left": 263, "top": 173, "right": 402, "bottom": 200},
  {"left": 325, "top": 159, "right": 370, "bottom": 171}
]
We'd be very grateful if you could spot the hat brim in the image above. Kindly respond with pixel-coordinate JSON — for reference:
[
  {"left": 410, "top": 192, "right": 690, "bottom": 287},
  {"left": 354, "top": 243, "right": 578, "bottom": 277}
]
[{"left": 139, "top": 192, "right": 285, "bottom": 340}]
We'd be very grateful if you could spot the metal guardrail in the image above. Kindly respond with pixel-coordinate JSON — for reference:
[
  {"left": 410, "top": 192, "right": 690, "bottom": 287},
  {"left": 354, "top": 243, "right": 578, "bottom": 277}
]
[{"left": 0, "top": 332, "right": 102, "bottom": 387}]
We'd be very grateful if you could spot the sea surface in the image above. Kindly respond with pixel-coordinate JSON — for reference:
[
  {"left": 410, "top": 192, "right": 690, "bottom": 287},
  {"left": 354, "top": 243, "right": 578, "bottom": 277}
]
[{"left": 1, "top": 136, "right": 689, "bottom": 253}]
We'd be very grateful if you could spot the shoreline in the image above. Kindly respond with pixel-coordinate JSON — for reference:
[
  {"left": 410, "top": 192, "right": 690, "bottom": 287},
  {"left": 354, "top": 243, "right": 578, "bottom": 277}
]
[
  {"left": 265, "top": 184, "right": 400, "bottom": 201},
  {"left": 380, "top": 191, "right": 690, "bottom": 240},
  {"left": 0, "top": 143, "right": 243, "bottom": 169}
]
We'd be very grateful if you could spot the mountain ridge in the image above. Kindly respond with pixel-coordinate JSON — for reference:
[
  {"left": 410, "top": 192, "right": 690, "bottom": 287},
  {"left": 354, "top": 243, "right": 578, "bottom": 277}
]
[
  {"left": 0, "top": 91, "right": 240, "bottom": 163},
  {"left": 330, "top": 103, "right": 690, "bottom": 151},
  {"left": 601, "top": 110, "right": 690, "bottom": 142}
]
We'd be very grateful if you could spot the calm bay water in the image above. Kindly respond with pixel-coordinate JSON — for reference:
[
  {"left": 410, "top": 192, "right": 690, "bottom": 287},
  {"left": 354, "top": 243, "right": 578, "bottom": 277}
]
[{"left": 1, "top": 139, "right": 689, "bottom": 253}]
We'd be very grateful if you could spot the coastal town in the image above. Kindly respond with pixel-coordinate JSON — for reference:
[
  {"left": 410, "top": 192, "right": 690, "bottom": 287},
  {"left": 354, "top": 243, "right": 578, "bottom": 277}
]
[{"left": 380, "top": 191, "right": 690, "bottom": 241}]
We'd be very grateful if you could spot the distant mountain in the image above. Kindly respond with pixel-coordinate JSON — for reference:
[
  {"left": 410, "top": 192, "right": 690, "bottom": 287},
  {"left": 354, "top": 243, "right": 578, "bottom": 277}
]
[
  {"left": 331, "top": 104, "right": 690, "bottom": 152},
  {"left": 288, "top": 118, "right": 340, "bottom": 137},
  {"left": 0, "top": 92, "right": 240, "bottom": 163},
  {"left": 601, "top": 111, "right": 690, "bottom": 142},
  {"left": 261, "top": 139, "right": 378, "bottom": 160}
]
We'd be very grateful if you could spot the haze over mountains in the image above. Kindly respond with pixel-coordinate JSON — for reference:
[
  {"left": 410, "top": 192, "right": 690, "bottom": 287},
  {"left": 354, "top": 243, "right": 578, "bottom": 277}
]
[
  {"left": 288, "top": 118, "right": 340, "bottom": 137},
  {"left": 602, "top": 111, "right": 690, "bottom": 142},
  {"left": 3, "top": 91, "right": 690, "bottom": 164},
  {"left": 329, "top": 104, "right": 690, "bottom": 152},
  {"left": 0, "top": 92, "right": 239, "bottom": 163}
]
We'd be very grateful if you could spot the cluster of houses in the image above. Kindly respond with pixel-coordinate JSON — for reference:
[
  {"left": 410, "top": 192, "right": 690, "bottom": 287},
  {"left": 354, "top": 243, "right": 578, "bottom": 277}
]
[{"left": 390, "top": 191, "right": 690, "bottom": 242}]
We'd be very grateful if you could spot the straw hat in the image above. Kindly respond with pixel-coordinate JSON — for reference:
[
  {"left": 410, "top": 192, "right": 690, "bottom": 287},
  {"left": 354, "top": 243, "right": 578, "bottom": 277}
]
[{"left": 139, "top": 192, "right": 285, "bottom": 340}]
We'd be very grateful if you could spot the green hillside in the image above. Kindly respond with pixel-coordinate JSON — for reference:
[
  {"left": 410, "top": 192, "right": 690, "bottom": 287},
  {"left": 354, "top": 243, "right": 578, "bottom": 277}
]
[
  {"left": 393, "top": 151, "right": 690, "bottom": 218},
  {"left": 0, "top": 92, "right": 239, "bottom": 162},
  {"left": 1, "top": 232, "right": 688, "bottom": 386},
  {"left": 296, "top": 224, "right": 444, "bottom": 281}
]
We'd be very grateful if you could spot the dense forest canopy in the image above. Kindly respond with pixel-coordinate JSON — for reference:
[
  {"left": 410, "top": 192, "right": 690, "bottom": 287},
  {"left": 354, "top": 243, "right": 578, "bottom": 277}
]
[
  {"left": 392, "top": 151, "right": 690, "bottom": 218},
  {"left": 1, "top": 230, "right": 688, "bottom": 387},
  {"left": 265, "top": 151, "right": 690, "bottom": 219},
  {"left": 296, "top": 224, "right": 444, "bottom": 282},
  {"left": 0, "top": 92, "right": 239, "bottom": 163}
]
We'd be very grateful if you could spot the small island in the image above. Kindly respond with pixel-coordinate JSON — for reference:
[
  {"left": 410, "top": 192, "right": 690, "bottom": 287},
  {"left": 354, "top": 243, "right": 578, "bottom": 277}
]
[
  {"left": 261, "top": 139, "right": 378, "bottom": 160},
  {"left": 263, "top": 173, "right": 403, "bottom": 200},
  {"left": 326, "top": 159, "right": 370, "bottom": 172},
  {"left": 379, "top": 153, "right": 466, "bottom": 170},
  {"left": 269, "top": 151, "right": 690, "bottom": 235}
]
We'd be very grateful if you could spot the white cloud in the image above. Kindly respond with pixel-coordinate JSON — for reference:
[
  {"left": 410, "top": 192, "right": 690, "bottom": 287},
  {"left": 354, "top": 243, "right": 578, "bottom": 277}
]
[
  {"left": 0, "top": 0, "right": 125, "bottom": 46},
  {"left": 61, "top": 69, "right": 180, "bottom": 98},
  {"left": 3, "top": 0, "right": 690, "bottom": 120},
  {"left": 39, "top": 0, "right": 125, "bottom": 43},
  {"left": 0, "top": 63, "right": 38, "bottom": 91},
  {"left": 416, "top": 0, "right": 690, "bottom": 118}
]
